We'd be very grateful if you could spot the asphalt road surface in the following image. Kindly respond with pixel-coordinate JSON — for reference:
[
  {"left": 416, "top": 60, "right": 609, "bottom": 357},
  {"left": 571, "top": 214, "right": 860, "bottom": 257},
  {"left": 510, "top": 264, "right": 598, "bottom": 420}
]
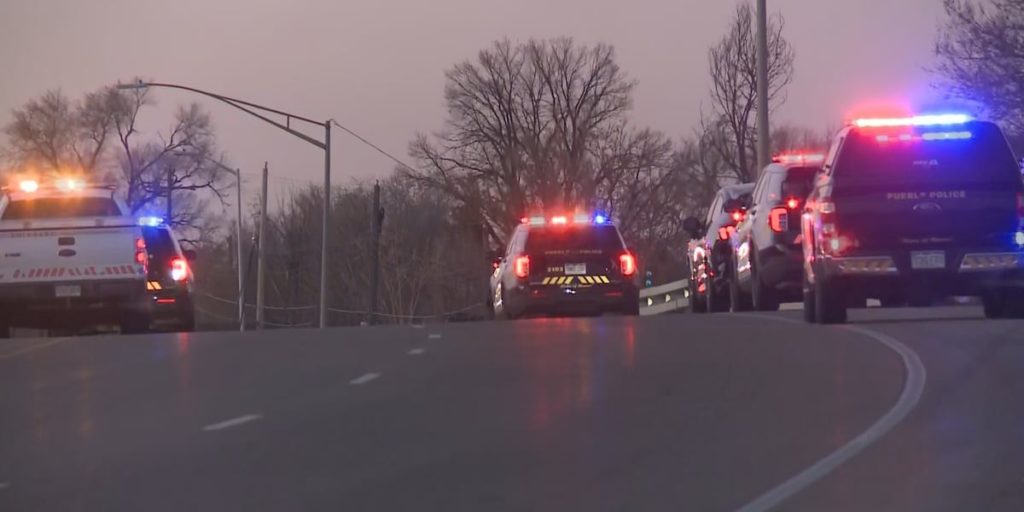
[{"left": 2, "top": 306, "right": 1023, "bottom": 511}]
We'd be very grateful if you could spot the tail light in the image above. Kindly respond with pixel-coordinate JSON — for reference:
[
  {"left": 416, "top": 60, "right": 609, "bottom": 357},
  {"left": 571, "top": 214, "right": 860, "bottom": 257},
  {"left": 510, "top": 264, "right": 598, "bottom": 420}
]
[
  {"left": 514, "top": 255, "right": 530, "bottom": 278},
  {"left": 134, "top": 237, "right": 148, "bottom": 271},
  {"left": 619, "top": 253, "right": 637, "bottom": 276},
  {"left": 786, "top": 198, "right": 800, "bottom": 210},
  {"left": 769, "top": 207, "right": 790, "bottom": 232},
  {"left": 170, "top": 257, "right": 189, "bottom": 282},
  {"left": 730, "top": 210, "right": 745, "bottom": 223}
]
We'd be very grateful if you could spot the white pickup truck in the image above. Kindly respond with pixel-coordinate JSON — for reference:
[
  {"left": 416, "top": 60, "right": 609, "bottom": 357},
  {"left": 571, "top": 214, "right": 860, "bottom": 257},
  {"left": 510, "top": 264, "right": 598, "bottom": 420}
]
[{"left": 0, "top": 182, "right": 151, "bottom": 336}]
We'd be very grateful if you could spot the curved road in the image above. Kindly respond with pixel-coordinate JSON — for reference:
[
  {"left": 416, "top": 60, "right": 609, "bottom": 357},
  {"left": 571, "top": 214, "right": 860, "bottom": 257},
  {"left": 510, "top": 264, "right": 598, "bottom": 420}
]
[{"left": 0, "top": 307, "right": 1022, "bottom": 511}]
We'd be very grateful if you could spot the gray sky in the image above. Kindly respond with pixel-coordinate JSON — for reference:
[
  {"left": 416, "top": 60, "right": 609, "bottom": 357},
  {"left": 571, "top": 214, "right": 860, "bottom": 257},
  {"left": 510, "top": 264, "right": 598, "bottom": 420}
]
[{"left": 1, "top": 0, "right": 944, "bottom": 199}]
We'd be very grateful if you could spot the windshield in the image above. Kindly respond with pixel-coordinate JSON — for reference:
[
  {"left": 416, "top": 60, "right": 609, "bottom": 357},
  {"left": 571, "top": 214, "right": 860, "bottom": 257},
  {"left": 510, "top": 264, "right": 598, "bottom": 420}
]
[{"left": 1, "top": 197, "right": 121, "bottom": 220}]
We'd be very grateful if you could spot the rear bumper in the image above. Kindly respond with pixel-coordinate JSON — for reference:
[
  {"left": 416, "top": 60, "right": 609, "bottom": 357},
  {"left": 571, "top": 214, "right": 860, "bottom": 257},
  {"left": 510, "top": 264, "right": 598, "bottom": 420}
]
[
  {"left": 818, "top": 249, "right": 1024, "bottom": 293},
  {"left": 507, "top": 281, "right": 640, "bottom": 316},
  {"left": 150, "top": 288, "right": 195, "bottom": 324},
  {"left": 0, "top": 279, "right": 150, "bottom": 327}
]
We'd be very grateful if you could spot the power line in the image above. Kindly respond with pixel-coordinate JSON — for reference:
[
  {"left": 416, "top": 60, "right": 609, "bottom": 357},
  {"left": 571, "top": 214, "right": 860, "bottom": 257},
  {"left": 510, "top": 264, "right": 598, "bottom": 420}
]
[{"left": 330, "top": 119, "right": 420, "bottom": 175}]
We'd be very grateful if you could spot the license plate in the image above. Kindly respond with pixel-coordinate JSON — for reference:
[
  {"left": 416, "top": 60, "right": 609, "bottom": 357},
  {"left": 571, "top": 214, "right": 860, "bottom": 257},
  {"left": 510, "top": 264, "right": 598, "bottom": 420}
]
[
  {"left": 55, "top": 284, "right": 82, "bottom": 298},
  {"left": 564, "top": 263, "right": 586, "bottom": 275},
  {"left": 911, "top": 251, "right": 946, "bottom": 270}
]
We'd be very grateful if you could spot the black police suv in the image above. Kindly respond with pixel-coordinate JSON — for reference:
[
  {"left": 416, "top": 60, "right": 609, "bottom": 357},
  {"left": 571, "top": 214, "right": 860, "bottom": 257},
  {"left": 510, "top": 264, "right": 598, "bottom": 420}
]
[
  {"left": 684, "top": 183, "right": 754, "bottom": 313},
  {"left": 729, "top": 154, "right": 823, "bottom": 311},
  {"left": 801, "top": 115, "right": 1024, "bottom": 323},
  {"left": 488, "top": 214, "right": 640, "bottom": 319},
  {"left": 141, "top": 220, "right": 197, "bottom": 331}
]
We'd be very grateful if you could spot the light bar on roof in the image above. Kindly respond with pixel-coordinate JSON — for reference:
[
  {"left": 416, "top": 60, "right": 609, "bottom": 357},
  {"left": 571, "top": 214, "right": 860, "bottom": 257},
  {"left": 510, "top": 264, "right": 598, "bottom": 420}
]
[
  {"left": 773, "top": 153, "right": 825, "bottom": 165},
  {"left": 137, "top": 216, "right": 164, "bottom": 227},
  {"left": 853, "top": 113, "right": 972, "bottom": 128}
]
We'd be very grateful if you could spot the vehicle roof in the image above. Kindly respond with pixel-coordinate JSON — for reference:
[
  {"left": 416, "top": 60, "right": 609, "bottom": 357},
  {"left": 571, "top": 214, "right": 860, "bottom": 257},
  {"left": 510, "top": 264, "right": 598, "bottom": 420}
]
[{"left": 716, "top": 183, "right": 754, "bottom": 200}]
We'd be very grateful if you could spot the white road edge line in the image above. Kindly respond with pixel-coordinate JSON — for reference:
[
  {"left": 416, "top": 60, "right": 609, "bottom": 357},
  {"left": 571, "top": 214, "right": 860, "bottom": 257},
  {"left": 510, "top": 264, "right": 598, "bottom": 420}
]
[
  {"left": 350, "top": 372, "right": 381, "bottom": 385},
  {"left": 407, "top": 348, "right": 426, "bottom": 355},
  {"left": 428, "top": 333, "right": 442, "bottom": 339},
  {"left": 733, "top": 315, "right": 927, "bottom": 512},
  {"left": 202, "top": 414, "right": 263, "bottom": 432}
]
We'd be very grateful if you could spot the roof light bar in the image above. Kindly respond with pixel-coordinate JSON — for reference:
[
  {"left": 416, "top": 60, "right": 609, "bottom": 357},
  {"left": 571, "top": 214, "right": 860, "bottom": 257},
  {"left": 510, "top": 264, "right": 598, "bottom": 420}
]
[
  {"left": 773, "top": 153, "right": 825, "bottom": 165},
  {"left": 551, "top": 216, "right": 568, "bottom": 225},
  {"left": 18, "top": 180, "right": 39, "bottom": 193},
  {"left": 853, "top": 113, "right": 971, "bottom": 128}
]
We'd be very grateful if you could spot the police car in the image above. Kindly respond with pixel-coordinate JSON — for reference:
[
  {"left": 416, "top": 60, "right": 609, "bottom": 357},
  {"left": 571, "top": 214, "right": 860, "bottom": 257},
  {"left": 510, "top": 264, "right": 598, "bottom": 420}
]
[
  {"left": 138, "top": 217, "right": 197, "bottom": 332},
  {"left": 488, "top": 213, "right": 640, "bottom": 319},
  {"left": 683, "top": 183, "right": 755, "bottom": 313},
  {"left": 801, "top": 114, "right": 1024, "bottom": 323},
  {"left": 729, "top": 154, "right": 823, "bottom": 311}
]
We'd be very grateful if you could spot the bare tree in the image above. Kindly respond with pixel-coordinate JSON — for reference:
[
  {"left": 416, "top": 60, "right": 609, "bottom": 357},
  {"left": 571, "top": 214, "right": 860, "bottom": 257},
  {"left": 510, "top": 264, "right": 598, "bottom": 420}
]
[
  {"left": 936, "top": 0, "right": 1024, "bottom": 133},
  {"left": 704, "top": 2, "right": 795, "bottom": 183},
  {"left": 407, "top": 38, "right": 644, "bottom": 243},
  {"left": 2, "top": 88, "right": 123, "bottom": 177}
]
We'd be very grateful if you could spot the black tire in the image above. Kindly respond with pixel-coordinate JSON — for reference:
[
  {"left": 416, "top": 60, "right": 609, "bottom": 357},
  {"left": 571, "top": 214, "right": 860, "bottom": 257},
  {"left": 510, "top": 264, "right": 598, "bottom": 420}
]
[
  {"left": 119, "top": 314, "right": 151, "bottom": 335},
  {"left": 983, "top": 289, "right": 1024, "bottom": 319},
  {"left": 814, "top": 277, "right": 847, "bottom": 324},
  {"left": 689, "top": 279, "right": 708, "bottom": 313},
  {"left": 751, "top": 253, "right": 780, "bottom": 312},
  {"left": 707, "top": 278, "right": 727, "bottom": 313},
  {"left": 802, "top": 273, "right": 816, "bottom": 323}
]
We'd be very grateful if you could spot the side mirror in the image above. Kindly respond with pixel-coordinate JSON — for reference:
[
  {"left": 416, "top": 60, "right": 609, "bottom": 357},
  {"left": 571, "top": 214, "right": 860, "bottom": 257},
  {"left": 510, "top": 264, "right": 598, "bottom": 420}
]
[
  {"left": 683, "top": 217, "right": 703, "bottom": 239},
  {"left": 183, "top": 249, "right": 197, "bottom": 262}
]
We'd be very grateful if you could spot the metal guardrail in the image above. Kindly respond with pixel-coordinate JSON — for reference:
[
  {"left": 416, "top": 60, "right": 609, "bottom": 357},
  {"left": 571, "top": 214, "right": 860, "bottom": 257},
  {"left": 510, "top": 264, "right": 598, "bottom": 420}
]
[{"left": 639, "top": 279, "right": 690, "bottom": 316}]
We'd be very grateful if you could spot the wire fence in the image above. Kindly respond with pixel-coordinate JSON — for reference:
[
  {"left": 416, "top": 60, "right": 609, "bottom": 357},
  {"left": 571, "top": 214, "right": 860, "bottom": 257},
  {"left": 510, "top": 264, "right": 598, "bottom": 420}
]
[{"left": 194, "top": 290, "right": 485, "bottom": 330}]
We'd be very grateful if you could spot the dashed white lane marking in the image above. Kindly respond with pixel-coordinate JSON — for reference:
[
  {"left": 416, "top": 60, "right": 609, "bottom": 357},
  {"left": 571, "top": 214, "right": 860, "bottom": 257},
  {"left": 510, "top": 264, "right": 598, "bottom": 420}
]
[
  {"left": 202, "top": 414, "right": 263, "bottom": 432},
  {"left": 350, "top": 372, "right": 381, "bottom": 385},
  {"left": 734, "top": 316, "right": 927, "bottom": 512},
  {"left": 407, "top": 348, "right": 426, "bottom": 356},
  {"left": 428, "top": 333, "right": 442, "bottom": 339}
]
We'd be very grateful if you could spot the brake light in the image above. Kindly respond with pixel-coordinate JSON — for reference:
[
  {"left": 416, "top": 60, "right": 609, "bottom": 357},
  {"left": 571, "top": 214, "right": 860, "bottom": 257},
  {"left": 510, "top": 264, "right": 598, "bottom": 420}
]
[
  {"left": 823, "top": 234, "right": 857, "bottom": 256},
  {"left": 134, "top": 237, "right": 148, "bottom": 270},
  {"left": 731, "top": 210, "right": 744, "bottom": 222},
  {"left": 786, "top": 198, "right": 800, "bottom": 210},
  {"left": 769, "top": 207, "right": 789, "bottom": 232},
  {"left": 619, "top": 253, "right": 637, "bottom": 276},
  {"left": 719, "top": 226, "right": 734, "bottom": 240},
  {"left": 170, "top": 257, "right": 189, "bottom": 282},
  {"left": 514, "top": 255, "right": 530, "bottom": 278},
  {"left": 19, "top": 180, "right": 39, "bottom": 193}
]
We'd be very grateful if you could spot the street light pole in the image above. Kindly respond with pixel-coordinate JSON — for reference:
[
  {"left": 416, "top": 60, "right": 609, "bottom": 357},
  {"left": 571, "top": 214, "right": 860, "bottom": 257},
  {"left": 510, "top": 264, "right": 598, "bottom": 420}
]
[
  {"left": 119, "top": 81, "right": 333, "bottom": 328},
  {"left": 755, "top": 0, "right": 771, "bottom": 173},
  {"left": 321, "top": 121, "right": 331, "bottom": 328}
]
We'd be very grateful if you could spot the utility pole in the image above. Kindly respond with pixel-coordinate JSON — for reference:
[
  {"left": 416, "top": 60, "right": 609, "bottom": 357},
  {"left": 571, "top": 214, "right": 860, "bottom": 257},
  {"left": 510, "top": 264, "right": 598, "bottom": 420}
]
[
  {"left": 367, "top": 181, "right": 383, "bottom": 325},
  {"left": 235, "top": 168, "right": 244, "bottom": 331},
  {"left": 256, "top": 163, "right": 268, "bottom": 328},
  {"left": 755, "top": 0, "right": 771, "bottom": 173},
  {"left": 320, "top": 121, "right": 332, "bottom": 328}
]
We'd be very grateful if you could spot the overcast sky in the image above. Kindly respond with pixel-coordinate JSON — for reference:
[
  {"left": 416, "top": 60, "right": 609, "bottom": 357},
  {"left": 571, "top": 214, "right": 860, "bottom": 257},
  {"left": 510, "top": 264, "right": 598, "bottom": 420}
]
[{"left": 1, "top": 0, "right": 944, "bottom": 199}]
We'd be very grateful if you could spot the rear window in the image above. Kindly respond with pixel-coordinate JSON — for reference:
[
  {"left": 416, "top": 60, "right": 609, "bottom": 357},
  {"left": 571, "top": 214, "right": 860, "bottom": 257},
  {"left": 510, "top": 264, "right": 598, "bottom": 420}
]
[
  {"left": 525, "top": 225, "right": 626, "bottom": 253},
  {"left": 835, "top": 122, "right": 1020, "bottom": 186},
  {"left": 142, "top": 227, "right": 180, "bottom": 269},
  {"left": 1, "top": 197, "right": 121, "bottom": 220},
  {"left": 782, "top": 166, "right": 818, "bottom": 199}
]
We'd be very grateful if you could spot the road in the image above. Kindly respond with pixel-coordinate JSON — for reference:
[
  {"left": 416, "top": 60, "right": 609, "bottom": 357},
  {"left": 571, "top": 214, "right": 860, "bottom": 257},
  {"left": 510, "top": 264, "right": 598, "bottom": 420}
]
[{"left": 1, "top": 307, "right": 1023, "bottom": 511}]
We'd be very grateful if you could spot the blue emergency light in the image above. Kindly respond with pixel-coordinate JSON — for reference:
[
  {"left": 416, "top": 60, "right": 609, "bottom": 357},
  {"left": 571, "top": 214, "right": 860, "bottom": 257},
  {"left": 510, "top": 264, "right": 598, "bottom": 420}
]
[{"left": 137, "top": 216, "right": 164, "bottom": 227}]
